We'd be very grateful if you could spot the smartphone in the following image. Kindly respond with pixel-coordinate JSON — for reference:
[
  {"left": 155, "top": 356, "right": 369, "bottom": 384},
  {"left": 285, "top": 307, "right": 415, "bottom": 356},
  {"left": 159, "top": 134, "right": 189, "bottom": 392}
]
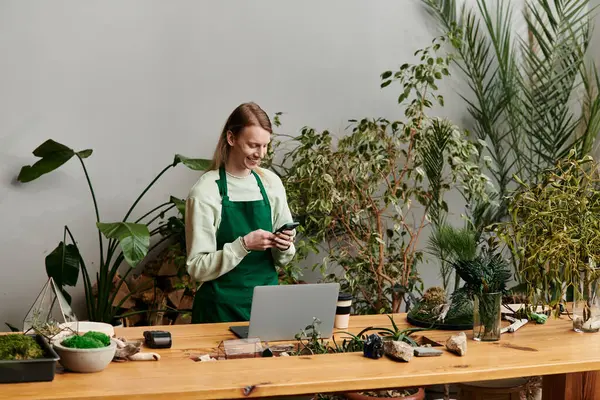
[{"left": 274, "top": 222, "right": 299, "bottom": 234}]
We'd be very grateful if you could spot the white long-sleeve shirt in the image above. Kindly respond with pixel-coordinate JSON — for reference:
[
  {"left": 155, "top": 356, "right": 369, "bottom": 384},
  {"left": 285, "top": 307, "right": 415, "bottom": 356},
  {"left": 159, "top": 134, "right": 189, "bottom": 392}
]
[{"left": 185, "top": 167, "right": 296, "bottom": 284}]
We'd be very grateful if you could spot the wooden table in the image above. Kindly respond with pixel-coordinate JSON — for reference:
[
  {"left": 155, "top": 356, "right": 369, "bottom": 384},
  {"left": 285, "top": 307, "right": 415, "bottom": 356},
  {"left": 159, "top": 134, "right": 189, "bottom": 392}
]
[{"left": 1, "top": 313, "right": 599, "bottom": 399}]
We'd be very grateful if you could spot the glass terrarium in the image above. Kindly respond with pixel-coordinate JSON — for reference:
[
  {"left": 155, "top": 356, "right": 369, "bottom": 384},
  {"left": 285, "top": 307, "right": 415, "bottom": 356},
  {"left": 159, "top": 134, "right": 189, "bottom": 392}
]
[{"left": 23, "top": 277, "right": 78, "bottom": 341}]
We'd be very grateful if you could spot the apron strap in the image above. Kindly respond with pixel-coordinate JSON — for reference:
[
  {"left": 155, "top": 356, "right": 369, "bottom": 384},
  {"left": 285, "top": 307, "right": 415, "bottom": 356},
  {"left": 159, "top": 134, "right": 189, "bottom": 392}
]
[
  {"left": 251, "top": 170, "right": 270, "bottom": 206},
  {"left": 217, "top": 167, "right": 229, "bottom": 199}
]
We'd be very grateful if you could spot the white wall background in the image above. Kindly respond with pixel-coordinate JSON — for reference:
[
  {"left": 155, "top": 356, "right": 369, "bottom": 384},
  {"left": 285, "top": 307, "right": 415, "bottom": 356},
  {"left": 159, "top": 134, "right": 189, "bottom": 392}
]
[{"left": 0, "top": 0, "right": 596, "bottom": 329}]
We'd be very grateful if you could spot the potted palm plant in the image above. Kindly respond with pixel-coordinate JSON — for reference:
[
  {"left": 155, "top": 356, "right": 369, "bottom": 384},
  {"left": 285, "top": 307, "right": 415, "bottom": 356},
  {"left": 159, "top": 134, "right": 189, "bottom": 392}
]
[{"left": 422, "top": 0, "right": 600, "bottom": 227}]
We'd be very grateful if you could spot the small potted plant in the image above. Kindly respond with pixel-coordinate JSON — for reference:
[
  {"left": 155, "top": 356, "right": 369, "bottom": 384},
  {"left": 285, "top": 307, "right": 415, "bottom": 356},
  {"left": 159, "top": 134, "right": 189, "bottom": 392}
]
[{"left": 52, "top": 331, "right": 116, "bottom": 373}]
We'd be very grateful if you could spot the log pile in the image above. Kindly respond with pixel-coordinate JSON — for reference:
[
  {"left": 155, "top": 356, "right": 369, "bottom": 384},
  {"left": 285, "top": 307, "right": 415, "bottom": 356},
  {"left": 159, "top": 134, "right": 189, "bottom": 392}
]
[{"left": 99, "top": 244, "right": 197, "bottom": 327}]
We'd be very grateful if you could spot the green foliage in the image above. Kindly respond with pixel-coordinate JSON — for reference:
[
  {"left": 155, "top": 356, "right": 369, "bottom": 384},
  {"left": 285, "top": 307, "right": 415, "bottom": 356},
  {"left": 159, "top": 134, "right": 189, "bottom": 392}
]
[
  {"left": 427, "top": 224, "right": 478, "bottom": 291},
  {"left": 451, "top": 240, "right": 512, "bottom": 298},
  {"left": 271, "top": 34, "right": 494, "bottom": 315},
  {"left": 0, "top": 335, "right": 44, "bottom": 360},
  {"left": 444, "top": 289, "right": 474, "bottom": 324},
  {"left": 292, "top": 317, "right": 364, "bottom": 355},
  {"left": 44, "top": 242, "right": 80, "bottom": 304},
  {"left": 292, "top": 315, "right": 422, "bottom": 356},
  {"left": 447, "top": 239, "right": 511, "bottom": 339},
  {"left": 293, "top": 318, "right": 333, "bottom": 355},
  {"left": 496, "top": 152, "right": 600, "bottom": 318},
  {"left": 96, "top": 222, "right": 150, "bottom": 268},
  {"left": 370, "top": 315, "right": 427, "bottom": 346},
  {"left": 61, "top": 332, "right": 109, "bottom": 349},
  {"left": 422, "top": 0, "right": 600, "bottom": 221},
  {"left": 17, "top": 139, "right": 209, "bottom": 323},
  {"left": 17, "top": 139, "right": 93, "bottom": 183},
  {"left": 81, "top": 331, "right": 111, "bottom": 346},
  {"left": 408, "top": 285, "right": 474, "bottom": 326}
]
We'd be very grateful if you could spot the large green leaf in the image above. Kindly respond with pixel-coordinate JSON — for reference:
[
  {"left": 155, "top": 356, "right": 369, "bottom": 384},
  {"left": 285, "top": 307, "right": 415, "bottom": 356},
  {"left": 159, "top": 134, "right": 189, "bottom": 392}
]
[
  {"left": 173, "top": 154, "right": 211, "bottom": 170},
  {"left": 18, "top": 140, "right": 76, "bottom": 182},
  {"left": 96, "top": 222, "right": 150, "bottom": 267},
  {"left": 45, "top": 241, "right": 81, "bottom": 304}
]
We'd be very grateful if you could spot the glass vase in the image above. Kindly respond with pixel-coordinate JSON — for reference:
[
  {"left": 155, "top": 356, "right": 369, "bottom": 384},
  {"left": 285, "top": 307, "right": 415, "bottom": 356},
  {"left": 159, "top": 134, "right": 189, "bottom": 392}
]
[
  {"left": 473, "top": 292, "right": 501, "bottom": 341},
  {"left": 573, "top": 277, "right": 600, "bottom": 333}
]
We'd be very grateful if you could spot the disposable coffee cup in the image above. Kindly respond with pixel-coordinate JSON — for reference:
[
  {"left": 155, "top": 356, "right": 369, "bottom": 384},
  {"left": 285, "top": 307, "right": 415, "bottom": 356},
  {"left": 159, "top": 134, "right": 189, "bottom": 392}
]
[{"left": 334, "top": 293, "right": 353, "bottom": 329}]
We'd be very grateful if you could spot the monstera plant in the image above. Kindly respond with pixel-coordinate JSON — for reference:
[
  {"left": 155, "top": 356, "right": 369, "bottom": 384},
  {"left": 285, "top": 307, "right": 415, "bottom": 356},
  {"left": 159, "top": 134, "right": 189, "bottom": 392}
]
[{"left": 17, "top": 139, "right": 209, "bottom": 324}]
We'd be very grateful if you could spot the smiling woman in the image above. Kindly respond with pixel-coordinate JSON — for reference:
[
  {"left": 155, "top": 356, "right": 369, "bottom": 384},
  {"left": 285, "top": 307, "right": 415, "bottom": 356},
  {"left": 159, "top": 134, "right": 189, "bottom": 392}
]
[{"left": 185, "top": 102, "right": 297, "bottom": 324}]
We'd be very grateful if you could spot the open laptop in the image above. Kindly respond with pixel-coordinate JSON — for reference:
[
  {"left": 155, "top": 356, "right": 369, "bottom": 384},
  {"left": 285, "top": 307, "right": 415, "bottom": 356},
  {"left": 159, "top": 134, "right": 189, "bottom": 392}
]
[{"left": 229, "top": 282, "right": 340, "bottom": 341}]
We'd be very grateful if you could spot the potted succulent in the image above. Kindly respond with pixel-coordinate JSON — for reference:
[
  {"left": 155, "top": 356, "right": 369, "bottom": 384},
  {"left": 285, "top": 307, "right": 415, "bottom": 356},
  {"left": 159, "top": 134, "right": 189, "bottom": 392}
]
[
  {"left": 496, "top": 153, "right": 600, "bottom": 332},
  {"left": 51, "top": 330, "right": 116, "bottom": 373}
]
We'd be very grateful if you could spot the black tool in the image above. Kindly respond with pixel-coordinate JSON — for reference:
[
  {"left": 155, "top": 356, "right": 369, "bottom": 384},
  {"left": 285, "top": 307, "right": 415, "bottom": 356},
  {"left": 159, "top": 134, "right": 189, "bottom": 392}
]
[{"left": 143, "top": 330, "right": 172, "bottom": 349}]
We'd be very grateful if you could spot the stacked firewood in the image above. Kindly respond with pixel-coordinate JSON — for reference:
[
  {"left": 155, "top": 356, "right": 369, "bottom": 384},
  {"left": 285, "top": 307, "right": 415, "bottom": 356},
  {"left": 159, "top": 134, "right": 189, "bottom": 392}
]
[{"left": 107, "top": 244, "right": 197, "bottom": 327}]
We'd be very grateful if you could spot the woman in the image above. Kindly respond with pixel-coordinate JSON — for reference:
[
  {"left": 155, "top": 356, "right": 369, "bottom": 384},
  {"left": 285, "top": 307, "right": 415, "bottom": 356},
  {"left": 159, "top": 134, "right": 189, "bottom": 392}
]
[{"left": 185, "top": 102, "right": 296, "bottom": 323}]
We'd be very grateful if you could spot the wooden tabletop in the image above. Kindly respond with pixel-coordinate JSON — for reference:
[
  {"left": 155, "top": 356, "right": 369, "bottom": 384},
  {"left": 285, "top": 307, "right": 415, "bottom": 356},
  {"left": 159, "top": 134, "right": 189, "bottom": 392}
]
[{"left": 2, "top": 313, "right": 600, "bottom": 399}]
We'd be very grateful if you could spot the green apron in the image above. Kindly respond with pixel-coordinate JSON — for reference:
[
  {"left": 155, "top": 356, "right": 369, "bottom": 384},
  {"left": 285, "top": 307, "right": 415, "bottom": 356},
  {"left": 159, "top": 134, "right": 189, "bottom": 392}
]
[{"left": 191, "top": 167, "right": 279, "bottom": 323}]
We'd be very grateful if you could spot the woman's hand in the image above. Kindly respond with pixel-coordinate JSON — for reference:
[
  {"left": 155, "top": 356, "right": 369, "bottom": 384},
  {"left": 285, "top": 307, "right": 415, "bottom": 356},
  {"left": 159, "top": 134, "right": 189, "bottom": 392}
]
[
  {"left": 273, "top": 230, "right": 294, "bottom": 251},
  {"left": 242, "top": 229, "right": 277, "bottom": 251}
]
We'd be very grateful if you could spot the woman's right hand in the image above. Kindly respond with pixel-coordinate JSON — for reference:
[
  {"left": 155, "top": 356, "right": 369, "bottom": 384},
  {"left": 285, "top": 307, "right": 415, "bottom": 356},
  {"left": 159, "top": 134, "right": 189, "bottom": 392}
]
[{"left": 242, "top": 229, "right": 276, "bottom": 251}]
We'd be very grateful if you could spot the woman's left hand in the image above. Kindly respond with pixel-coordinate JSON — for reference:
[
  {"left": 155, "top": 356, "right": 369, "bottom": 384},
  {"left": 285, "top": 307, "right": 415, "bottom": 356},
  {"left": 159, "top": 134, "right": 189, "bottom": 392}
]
[{"left": 273, "top": 230, "right": 294, "bottom": 250}]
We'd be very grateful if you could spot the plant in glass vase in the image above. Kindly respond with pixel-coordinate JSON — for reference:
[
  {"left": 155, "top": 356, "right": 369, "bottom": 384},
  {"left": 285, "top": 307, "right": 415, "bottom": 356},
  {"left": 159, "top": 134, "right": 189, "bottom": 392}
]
[
  {"left": 496, "top": 152, "right": 600, "bottom": 332},
  {"left": 452, "top": 239, "right": 511, "bottom": 341},
  {"left": 17, "top": 139, "right": 209, "bottom": 324},
  {"left": 272, "top": 33, "right": 494, "bottom": 315}
]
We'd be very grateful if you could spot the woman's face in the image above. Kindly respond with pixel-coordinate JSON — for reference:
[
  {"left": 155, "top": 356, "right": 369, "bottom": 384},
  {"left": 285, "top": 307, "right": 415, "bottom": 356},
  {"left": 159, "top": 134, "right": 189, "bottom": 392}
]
[{"left": 227, "top": 125, "right": 271, "bottom": 171}]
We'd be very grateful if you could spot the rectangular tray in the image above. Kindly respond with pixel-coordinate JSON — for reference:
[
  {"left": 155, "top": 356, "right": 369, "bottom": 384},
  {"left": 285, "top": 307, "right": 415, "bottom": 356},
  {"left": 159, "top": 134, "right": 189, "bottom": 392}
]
[{"left": 0, "top": 333, "right": 60, "bottom": 384}]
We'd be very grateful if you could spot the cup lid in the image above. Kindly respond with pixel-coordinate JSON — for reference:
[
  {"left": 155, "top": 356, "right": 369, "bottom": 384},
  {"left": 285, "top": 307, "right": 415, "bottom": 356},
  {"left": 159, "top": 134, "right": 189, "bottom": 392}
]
[{"left": 338, "top": 292, "right": 353, "bottom": 301}]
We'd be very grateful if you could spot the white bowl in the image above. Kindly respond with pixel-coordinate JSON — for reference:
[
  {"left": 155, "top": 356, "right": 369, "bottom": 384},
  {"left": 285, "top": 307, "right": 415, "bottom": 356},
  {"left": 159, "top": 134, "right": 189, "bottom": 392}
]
[
  {"left": 53, "top": 338, "right": 117, "bottom": 373},
  {"left": 58, "top": 321, "right": 115, "bottom": 337}
]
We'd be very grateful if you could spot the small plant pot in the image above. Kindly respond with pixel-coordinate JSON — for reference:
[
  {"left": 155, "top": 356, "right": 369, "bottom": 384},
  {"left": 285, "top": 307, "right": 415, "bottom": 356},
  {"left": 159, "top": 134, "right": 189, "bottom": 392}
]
[
  {"left": 344, "top": 387, "right": 425, "bottom": 400},
  {"left": 52, "top": 338, "right": 117, "bottom": 373}
]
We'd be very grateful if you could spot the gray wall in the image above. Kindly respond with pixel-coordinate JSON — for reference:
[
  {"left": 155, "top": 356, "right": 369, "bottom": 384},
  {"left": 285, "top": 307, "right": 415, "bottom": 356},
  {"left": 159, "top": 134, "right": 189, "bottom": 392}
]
[{"left": 1, "top": 0, "right": 591, "bottom": 328}]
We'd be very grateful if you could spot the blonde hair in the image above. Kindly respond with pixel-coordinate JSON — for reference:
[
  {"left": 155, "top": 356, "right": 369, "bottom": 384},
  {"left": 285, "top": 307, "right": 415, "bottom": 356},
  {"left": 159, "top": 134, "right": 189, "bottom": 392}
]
[{"left": 210, "top": 102, "right": 273, "bottom": 171}]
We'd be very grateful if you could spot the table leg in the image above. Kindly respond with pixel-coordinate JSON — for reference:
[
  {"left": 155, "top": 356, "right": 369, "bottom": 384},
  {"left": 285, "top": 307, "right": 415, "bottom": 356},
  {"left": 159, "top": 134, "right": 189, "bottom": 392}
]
[{"left": 542, "top": 371, "right": 600, "bottom": 400}]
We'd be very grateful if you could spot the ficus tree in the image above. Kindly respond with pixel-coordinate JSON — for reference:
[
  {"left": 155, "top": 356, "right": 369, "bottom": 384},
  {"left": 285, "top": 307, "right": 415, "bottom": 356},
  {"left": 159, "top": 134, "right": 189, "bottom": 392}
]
[{"left": 270, "top": 34, "right": 495, "bottom": 314}]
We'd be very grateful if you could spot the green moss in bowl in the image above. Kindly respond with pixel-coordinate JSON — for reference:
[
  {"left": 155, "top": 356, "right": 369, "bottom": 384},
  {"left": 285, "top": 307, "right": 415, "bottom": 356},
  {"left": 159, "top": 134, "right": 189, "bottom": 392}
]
[
  {"left": 61, "top": 331, "right": 111, "bottom": 349},
  {"left": 0, "top": 334, "right": 45, "bottom": 360}
]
